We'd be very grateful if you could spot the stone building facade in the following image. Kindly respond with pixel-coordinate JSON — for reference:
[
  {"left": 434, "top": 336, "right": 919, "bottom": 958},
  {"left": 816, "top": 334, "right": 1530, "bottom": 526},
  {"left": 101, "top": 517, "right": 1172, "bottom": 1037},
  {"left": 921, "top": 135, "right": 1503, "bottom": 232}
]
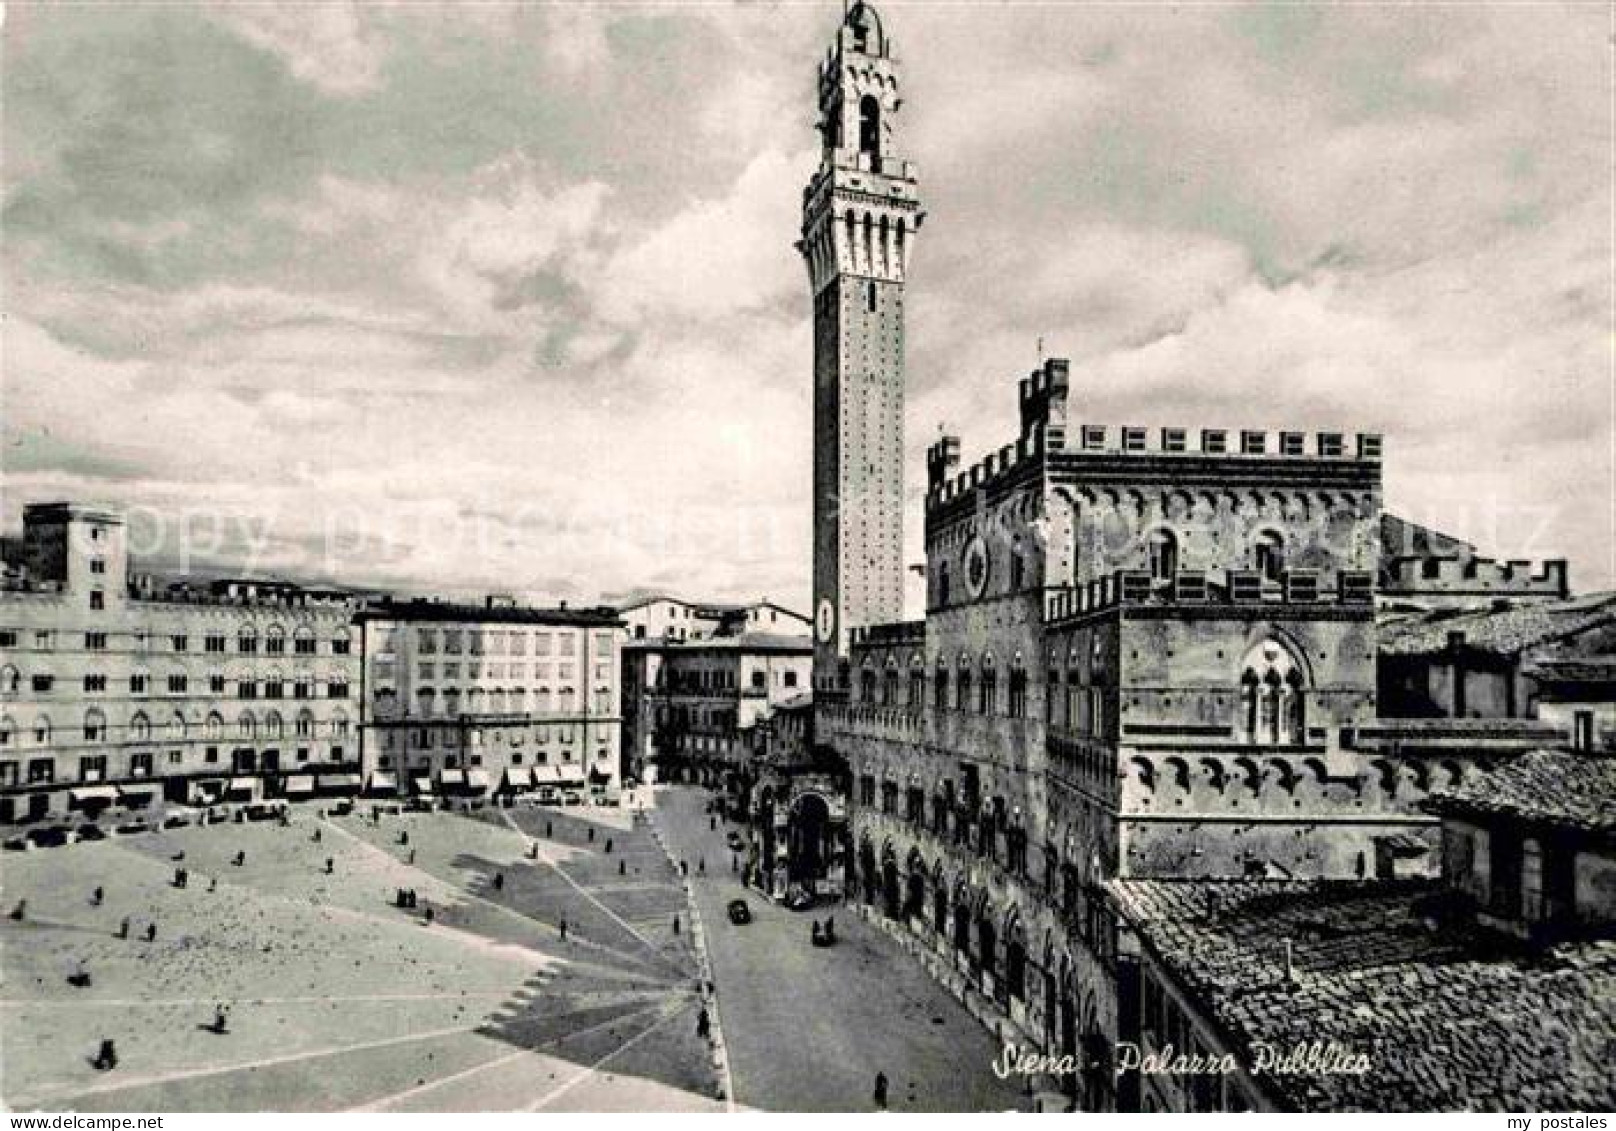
[
  {"left": 0, "top": 503, "right": 361, "bottom": 824},
  {"left": 356, "top": 599, "right": 622, "bottom": 801},
  {"left": 620, "top": 632, "right": 811, "bottom": 786}
]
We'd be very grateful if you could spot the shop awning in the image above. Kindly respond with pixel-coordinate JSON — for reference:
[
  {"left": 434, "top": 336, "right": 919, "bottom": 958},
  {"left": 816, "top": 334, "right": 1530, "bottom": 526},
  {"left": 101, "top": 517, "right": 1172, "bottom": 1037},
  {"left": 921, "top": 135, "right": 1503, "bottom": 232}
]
[
  {"left": 317, "top": 773, "right": 361, "bottom": 793},
  {"left": 411, "top": 775, "right": 435, "bottom": 796},
  {"left": 503, "top": 767, "right": 535, "bottom": 790},
  {"left": 464, "top": 769, "right": 491, "bottom": 792},
  {"left": 190, "top": 779, "right": 225, "bottom": 800},
  {"left": 225, "top": 778, "right": 258, "bottom": 797},
  {"left": 118, "top": 783, "right": 158, "bottom": 805},
  {"left": 283, "top": 775, "right": 316, "bottom": 795},
  {"left": 366, "top": 772, "right": 397, "bottom": 794},
  {"left": 69, "top": 786, "right": 119, "bottom": 804}
]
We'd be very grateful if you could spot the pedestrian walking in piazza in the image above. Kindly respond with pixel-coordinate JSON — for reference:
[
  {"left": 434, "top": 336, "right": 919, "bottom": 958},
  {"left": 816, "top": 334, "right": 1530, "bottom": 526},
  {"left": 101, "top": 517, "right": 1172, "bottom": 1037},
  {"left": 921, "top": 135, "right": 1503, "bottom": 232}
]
[
  {"left": 588, "top": 827, "right": 595, "bottom": 843},
  {"left": 546, "top": 820, "right": 553, "bottom": 837},
  {"left": 144, "top": 922, "right": 157, "bottom": 942},
  {"left": 605, "top": 837, "right": 613, "bottom": 854},
  {"left": 698, "top": 857, "right": 705, "bottom": 875},
  {"left": 408, "top": 848, "right": 416, "bottom": 865},
  {"left": 325, "top": 857, "right": 335, "bottom": 875},
  {"left": 211, "top": 1005, "right": 229, "bottom": 1034},
  {"left": 208, "top": 877, "right": 218, "bottom": 893},
  {"left": 233, "top": 850, "right": 246, "bottom": 867},
  {"left": 696, "top": 1007, "right": 711, "bottom": 1041},
  {"left": 9, "top": 900, "right": 26, "bottom": 922},
  {"left": 93, "top": 1039, "right": 117, "bottom": 1071},
  {"left": 313, "top": 827, "right": 322, "bottom": 844},
  {"left": 709, "top": 816, "right": 716, "bottom": 832},
  {"left": 423, "top": 907, "right": 435, "bottom": 925},
  {"left": 117, "top": 917, "right": 129, "bottom": 939},
  {"left": 91, "top": 886, "right": 104, "bottom": 907},
  {"left": 619, "top": 859, "right": 626, "bottom": 876},
  {"left": 560, "top": 917, "right": 568, "bottom": 941},
  {"left": 493, "top": 872, "right": 505, "bottom": 892},
  {"left": 873, "top": 1071, "right": 889, "bottom": 1110},
  {"left": 673, "top": 914, "right": 681, "bottom": 936},
  {"left": 680, "top": 860, "right": 688, "bottom": 877}
]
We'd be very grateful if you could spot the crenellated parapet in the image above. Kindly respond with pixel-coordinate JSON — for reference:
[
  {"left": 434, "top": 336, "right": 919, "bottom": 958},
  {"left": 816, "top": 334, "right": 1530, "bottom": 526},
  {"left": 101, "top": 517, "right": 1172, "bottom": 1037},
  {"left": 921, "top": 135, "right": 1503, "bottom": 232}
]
[
  {"left": 1379, "top": 554, "right": 1569, "bottom": 604},
  {"left": 1044, "top": 567, "right": 1376, "bottom": 624}
]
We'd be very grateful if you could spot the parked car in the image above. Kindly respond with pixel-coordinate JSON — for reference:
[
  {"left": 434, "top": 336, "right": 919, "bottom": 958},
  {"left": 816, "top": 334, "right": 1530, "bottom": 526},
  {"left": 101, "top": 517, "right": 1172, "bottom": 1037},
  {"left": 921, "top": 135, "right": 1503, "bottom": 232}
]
[
  {"left": 162, "top": 812, "right": 193, "bottom": 830},
  {"left": 726, "top": 831, "right": 744, "bottom": 851},
  {"left": 328, "top": 800, "right": 355, "bottom": 817},
  {"left": 726, "top": 898, "right": 752, "bottom": 925}
]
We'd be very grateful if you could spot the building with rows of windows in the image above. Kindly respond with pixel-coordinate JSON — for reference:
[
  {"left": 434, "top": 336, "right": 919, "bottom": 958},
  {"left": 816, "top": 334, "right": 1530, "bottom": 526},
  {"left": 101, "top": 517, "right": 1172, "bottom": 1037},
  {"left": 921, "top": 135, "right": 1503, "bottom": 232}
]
[
  {"left": 356, "top": 598, "right": 623, "bottom": 801},
  {"left": 619, "top": 629, "right": 811, "bottom": 787},
  {"left": 0, "top": 503, "right": 361, "bottom": 824}
]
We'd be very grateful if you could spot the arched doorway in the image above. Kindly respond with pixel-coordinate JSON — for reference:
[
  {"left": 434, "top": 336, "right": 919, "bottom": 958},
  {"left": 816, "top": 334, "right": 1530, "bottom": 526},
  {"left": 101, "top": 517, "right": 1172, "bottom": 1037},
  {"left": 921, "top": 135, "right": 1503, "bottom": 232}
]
[
  {"left": 881, "top": 848, "right": 901, "bottom": 919},
  {"left": 859, "top": 839, "right": 878, "bottom": 906},
  {"left": 905, "top": 852, "right": 926, "bottom": 922}
]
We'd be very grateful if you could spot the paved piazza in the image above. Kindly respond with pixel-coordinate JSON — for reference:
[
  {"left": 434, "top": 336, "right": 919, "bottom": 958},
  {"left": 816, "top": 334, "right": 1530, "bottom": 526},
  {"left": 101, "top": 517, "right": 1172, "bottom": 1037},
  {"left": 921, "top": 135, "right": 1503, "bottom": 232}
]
[
  {"left": 2, "top": 798, "right": 716, "bottom": 1112},
  {"left": 2, "top": 788, "right": 1026, "bottom": 1112}
]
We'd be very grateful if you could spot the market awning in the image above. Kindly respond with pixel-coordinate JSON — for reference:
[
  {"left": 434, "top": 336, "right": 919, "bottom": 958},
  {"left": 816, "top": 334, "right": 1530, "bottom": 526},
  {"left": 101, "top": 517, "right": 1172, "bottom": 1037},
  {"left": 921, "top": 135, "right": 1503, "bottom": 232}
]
[
  {"left": 411, "top": 775, "right": 435, "bottom": 796},
  {"left": 190, "top": 779, "right": 225, "bottom": 800},
  {"left": 317, "top": 773, "right": 361, "bottom": 793},
  {"left": 69, "top": 786, "right": 119, "bottom": 805},
  {"left": 464, "top": 770, "right": 491, "bottom": 792},
  {"left": 503, "top": 767, "right": 534, "bottom": 790},
  {"left": 283, "top": 775, "right": 316, "bottom": 796},
  {"left": 366, "top": 773, "right": 397, "bottom": 794},
  {"left": 225, "top": 778, "right": 258, "bottom": 797},
  {"left": 438, "top": 769, "right": 466, "bottom": 788}
]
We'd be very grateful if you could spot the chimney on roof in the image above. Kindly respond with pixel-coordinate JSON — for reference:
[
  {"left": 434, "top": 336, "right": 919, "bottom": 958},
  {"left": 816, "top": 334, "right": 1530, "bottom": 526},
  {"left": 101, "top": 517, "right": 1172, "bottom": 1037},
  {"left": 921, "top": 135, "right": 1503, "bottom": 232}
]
[
  {"left": 1446, "top": 630, "right": 1466, "bottom": 652},
  {"left": 1282, "top": 938, "right": 1297, "bottom": 985}
]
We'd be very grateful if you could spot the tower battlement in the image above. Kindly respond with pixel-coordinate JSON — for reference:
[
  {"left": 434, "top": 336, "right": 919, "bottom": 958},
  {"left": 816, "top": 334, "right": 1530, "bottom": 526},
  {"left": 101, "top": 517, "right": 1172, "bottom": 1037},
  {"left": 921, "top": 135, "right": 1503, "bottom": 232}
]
[{"left": 1017, "top": 358, "right": 1070, "bottom": 447}]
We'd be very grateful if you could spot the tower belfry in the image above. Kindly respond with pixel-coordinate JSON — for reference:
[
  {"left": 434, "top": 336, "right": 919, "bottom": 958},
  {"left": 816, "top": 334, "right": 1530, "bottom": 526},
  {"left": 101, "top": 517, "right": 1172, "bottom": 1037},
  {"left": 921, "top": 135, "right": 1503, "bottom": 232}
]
[{"left": 800, "top": 0, "right": 922, "bottom": 689}]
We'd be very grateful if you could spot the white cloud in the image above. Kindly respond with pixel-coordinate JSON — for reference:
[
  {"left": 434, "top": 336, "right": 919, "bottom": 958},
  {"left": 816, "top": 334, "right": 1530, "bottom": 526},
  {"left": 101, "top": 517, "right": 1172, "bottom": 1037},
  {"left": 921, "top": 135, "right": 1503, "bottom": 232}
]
[{"left": 207, "top": 2, "right": 386, "bottom": 95}]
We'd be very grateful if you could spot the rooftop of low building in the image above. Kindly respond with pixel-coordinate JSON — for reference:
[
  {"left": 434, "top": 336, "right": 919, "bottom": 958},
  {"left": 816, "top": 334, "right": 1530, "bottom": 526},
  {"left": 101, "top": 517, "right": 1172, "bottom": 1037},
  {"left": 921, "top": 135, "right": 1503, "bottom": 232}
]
[
  {"left": 622, "top": 631, "right": 812, "bottom": 654},
  {"left": 353, "top": 596, "right": 621, "bottom": 628},
  {"left": 1376, "top": 591, "right": 1616, "bottom": 658},
  {"left": 1107, "top": 876, "right": 1616, "bottom": 1111}
]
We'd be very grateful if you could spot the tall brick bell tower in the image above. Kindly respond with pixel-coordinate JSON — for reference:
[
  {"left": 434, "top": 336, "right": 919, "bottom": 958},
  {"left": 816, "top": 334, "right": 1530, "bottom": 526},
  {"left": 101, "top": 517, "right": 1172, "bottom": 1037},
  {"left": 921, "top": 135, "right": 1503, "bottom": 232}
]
[{"left": 799, "top": 1, "right": 922, "bottom": 692}]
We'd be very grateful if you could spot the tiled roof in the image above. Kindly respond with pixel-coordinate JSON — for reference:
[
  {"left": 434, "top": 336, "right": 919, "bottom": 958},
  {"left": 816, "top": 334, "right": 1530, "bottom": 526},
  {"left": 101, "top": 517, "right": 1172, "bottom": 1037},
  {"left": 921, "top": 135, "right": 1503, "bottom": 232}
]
[
  {"left": 354, "top": 597, "right": 621, "bottom": 627},
  {"left": 1377, "top": 592, "right": 1616, "bottom": 657},
  {"left": 1109, "top": 878, "right": 1616, "bottom": 1111},
  {"left": 1424, "top": 749, "right": 1616, "bottom": 833}
]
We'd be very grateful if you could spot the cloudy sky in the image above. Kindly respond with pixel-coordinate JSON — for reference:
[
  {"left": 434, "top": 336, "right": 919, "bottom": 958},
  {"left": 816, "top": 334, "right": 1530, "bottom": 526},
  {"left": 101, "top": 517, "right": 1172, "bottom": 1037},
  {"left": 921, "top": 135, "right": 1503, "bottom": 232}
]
[{"left": 4, "top": 1, "right": 1611, "bottom": 612}]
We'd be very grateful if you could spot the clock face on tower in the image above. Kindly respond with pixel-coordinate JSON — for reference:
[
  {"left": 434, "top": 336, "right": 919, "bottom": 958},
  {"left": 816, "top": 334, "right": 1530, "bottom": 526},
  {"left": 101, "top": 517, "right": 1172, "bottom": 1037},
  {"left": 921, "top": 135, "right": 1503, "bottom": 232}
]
[
  {"left": 964, "top": 535, "right": 990, "bottom": 599},
  {"left": 816, "top": 598, "right": 836, "bottom": 644}
]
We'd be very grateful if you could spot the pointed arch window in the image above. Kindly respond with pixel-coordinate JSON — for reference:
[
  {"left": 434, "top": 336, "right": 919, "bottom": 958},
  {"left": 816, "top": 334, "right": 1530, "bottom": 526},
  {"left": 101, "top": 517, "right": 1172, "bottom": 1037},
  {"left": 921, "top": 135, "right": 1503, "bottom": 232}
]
[{"left": 1239, "top": 639, "right": 1306, "bottom": 745}]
